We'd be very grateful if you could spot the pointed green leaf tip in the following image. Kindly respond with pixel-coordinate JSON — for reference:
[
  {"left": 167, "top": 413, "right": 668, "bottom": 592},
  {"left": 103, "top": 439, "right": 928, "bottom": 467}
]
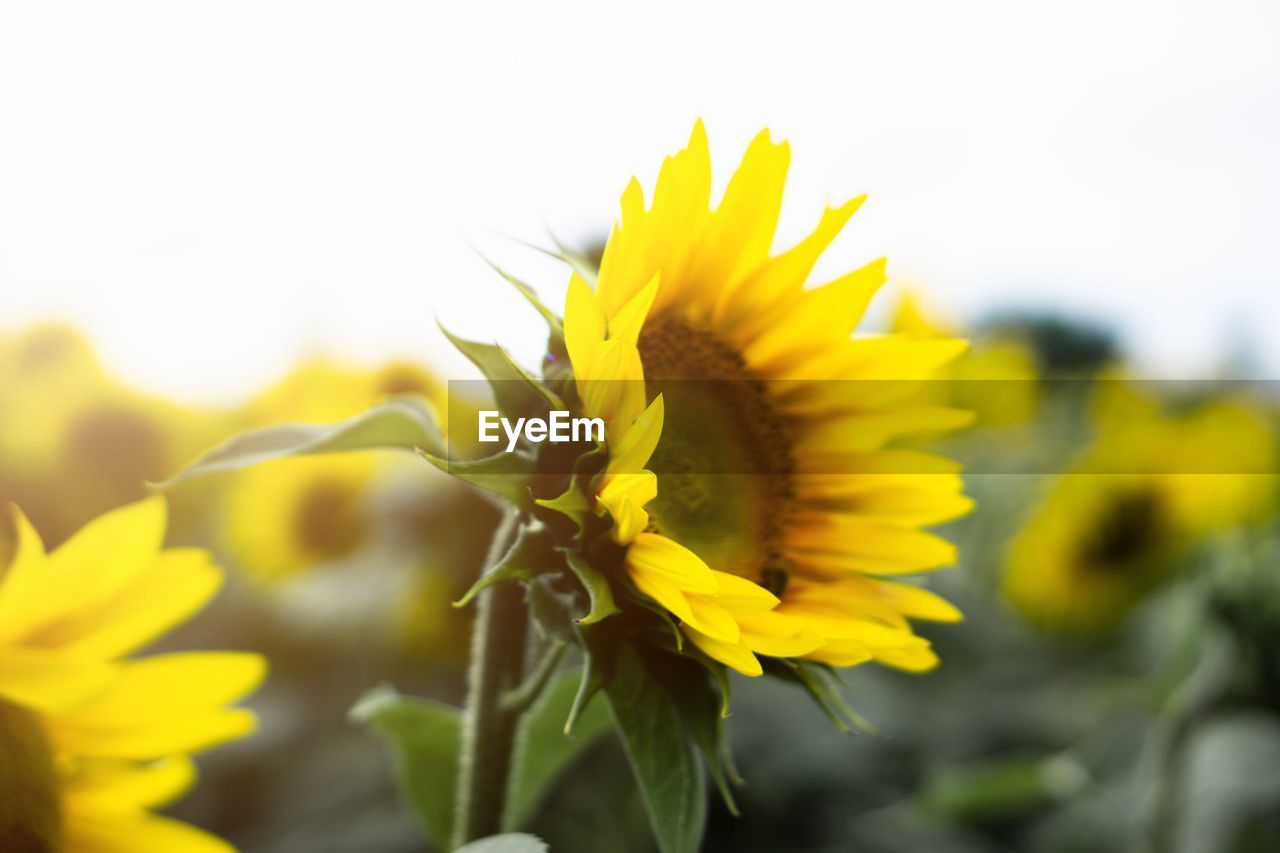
[
  {"left": 563, "top": 551, "right": 619, "bottom": 625},
  {"left": 418, "top": 447, "right": 540, "bottom": 511},
  {"left": 534, "top": 484, "right": 593, "bottom": 531},
  {"left": 350, "top": 686, "right": 461, "bottom": 848},
  {"left": 437, "top": 321, "right": 562, "bottom": 419},
  {"left": 476, "top": 253, "right": 564, "bottom": 338},
  {"left": 155, "top": 397, "right": 444, "bottom": 489},
  {"left": 453, "top": 522, "right": 561, "bottom": 608}
]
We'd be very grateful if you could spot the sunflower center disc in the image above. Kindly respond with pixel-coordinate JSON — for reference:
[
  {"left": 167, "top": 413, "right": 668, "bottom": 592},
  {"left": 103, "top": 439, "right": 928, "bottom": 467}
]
[
  {"left": 637, "top": 313, "right": 795, "bottom": 581},
  {"left": 0, "top": 700, "right": 64, "bottom": 853},
  {"left": 294, "top": 477, "right": 367, "bottom": 559}
]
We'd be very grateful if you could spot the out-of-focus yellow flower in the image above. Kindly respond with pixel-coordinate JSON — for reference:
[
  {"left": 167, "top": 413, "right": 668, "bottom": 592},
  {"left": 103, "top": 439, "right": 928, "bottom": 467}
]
[
  {"left": 222, "top": 454, "right": 377, "bottom": 582},
  {"left": 892, "top": 290, "right": 1039, "bottom": 427},
  {"left": 0, "top": 326, "right": 225, "bottom": 560},
  {"left": 1004, "top": 390, "right": 1276, "bottom": 634},
  {"left": 0, "top": 498, "right": 263, "bottom": 852},
  {"left": 219, "top": 358, "right": 452, "bottom": 584},
  {"left": 559, "top": 123, "right": 971, "bottom": 676}
]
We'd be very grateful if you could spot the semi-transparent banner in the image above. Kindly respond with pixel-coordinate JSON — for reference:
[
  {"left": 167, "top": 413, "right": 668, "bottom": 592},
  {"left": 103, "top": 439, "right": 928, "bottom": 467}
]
[{"left": 442, "top": 379, "right": 1280, "bottom": 475}]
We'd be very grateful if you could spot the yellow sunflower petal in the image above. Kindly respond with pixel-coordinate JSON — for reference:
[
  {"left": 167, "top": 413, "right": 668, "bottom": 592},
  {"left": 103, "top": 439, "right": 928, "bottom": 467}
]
[
  {"left": 737, "top": 611, "right": 825, "bottom": 657},
  {"left": 64, "top": 756, "right": 198, "bottom": 812},
  {"left": 607, "top": 393, "right": 665, "bottom": 474},
  {"left": 608, "top": 272, "right": 661, "bottom": 348},
  {"left": 0, "top": 505, "right": 51, "bottom": 642},
  {"left": 681, "top": 592, "right": 742, "bottom": 643},
  {"left": 63, "top": 810, "right": 235, "bottom": 853},
  {"left": 681, "top": 625, "right": 763, "bottom": 677},
  {"left": 687, "top": 128, "right": 790, "bottom": 295},
  {"left": 873, "top": 644, "right": 941, "bottom": 673},
  {"left": 869, "top": 579, "right": 964, "bottom": 623},
  {"left": 42, "top": 549, "right": 223, "bottom": 661},
  {"left": 51, "top": 653, "right": 265, "bottom": 759},
  {"left": 708, "top": 571, "right": 779, "bottom": 616},
  {"left": 787, "top": 515, "right": 958, "bottom": 574},
  {"left": 0, "top": 647, "right": 118, "bottom": 712},
  {"left": 715, "top": 195, "right": 866, "bottom": 336},
  {"left": 624, "top": 532, "right": 718, "bottom": 593},
  {"left": 564, "top": 272, "right": 606, "bottom": 380},
  {"left": 741, "top": 258, "right": 888, "bottom": 370}
]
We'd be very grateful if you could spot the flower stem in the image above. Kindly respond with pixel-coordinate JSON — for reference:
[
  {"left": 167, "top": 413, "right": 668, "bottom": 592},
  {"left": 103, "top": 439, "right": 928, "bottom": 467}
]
[
  {"left": 1141, "top": 630, "right": 1228, "bottom": 853},
  {"left": 452, "top": 512, "right": 529, "bottom": 849}
]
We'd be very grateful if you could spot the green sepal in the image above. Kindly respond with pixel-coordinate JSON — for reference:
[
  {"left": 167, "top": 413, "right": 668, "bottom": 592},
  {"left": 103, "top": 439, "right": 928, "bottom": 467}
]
[
  {"left": 454, "top": 521, "right": 561, "bottom": 608},
  {"left": 564, "top": 648, "right": 605, "bottom": 736},
  {"left": 534, "top": 484, "right": 593, "bottom": 532},
  {"left": 508, "top": 231, "right": 599, "bottom": 288},
  {"left": 155, "top": 397, "right": 444, "bottom": 489},
  {"left": 562, "top": 551, "right": 620, "bottom": 625},
  {"left": 764, "top": 659, "right": 873, "bottom": 734},
  {"left": 349, "top": 686, "right": 461, "bottom": 848},
  {"left": 438, "top": 322, "right": 563, "bottom": 419},
  {"left": 476, "top": 253, "right": 564, "bottom": 340},
  {"left": 419, "top": 448, "right": 540, "bottom": 511},
  {"left": 665, "top": 657, "right": 741, "bottom": 816},
  {"left": 526, "top": 576, "right": 581, "bottom": 645}
]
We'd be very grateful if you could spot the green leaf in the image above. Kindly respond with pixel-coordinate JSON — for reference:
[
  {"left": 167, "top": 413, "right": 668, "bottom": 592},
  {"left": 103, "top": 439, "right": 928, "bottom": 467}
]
[
  {"left": 454, "top": 522, "right": 561, "bottom": 608},
  {"left": 476, "top": 254, "right": 564, "bottom": 338},
  {"left": 506, "top": 668, "right": 615, "bottom": 829},
  {"left": 603, "top": 645, "right": 707, "bottom": 853},
  {"left": 156, "top": 397, "right": 444, "bottom": 488},
  {"left": 439, "top": 323, "right": 562, "bottom": 419},
  {"left": 350, "top": 686, "right": 461, "bottom": 848},
  {"left": 456, "top": 833, "right": 548, "bottom": 853},
  {"left": 562, "top": 551, "right": 620, "bottom": 625},
  {"left": 419, "top": 448, "right": 540, "bottom": 510}
]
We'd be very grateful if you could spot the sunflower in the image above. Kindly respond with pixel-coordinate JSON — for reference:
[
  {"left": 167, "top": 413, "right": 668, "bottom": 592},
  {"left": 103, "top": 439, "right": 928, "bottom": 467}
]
[
  {"left": 0, "top": 325, "right": 225, "bottom": 559},
  {"left": 559, "top": 122, "right": 972, "bottom": 676},
  {"left": 0, "top": 497, "right": 263, "bottom": 852},
  {"left": 220, "top": 358, "right": 445, "bottom": 582},
  {"left": 1004, "top": 392, "right": 1276, "bottom": 634}
]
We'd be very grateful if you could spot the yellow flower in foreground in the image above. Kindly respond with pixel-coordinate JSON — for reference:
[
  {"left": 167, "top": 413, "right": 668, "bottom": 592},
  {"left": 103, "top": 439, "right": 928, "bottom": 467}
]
[
  {"left": 563, "top": 122, "right": 972, "bottom": 676},
  {"left": 0, "top": 498, "right": 263, "bottom": 852},
  {"left": 1004, "top": 396, "right": 1276, "bottom": 634}
]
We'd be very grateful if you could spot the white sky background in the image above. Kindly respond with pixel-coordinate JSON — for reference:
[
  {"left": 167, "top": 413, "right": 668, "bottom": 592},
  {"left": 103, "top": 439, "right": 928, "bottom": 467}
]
[{"left": 1, "top": 0, "right": 1278, "bottom": 404}]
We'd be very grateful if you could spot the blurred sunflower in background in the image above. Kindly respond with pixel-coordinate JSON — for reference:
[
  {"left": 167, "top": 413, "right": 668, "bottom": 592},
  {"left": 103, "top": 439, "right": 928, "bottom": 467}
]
[
  {"left": 555, "top": 122, "right": 973, "bottom": 675},
  {"left": 0, "top": 498, "right": 262, "bottom": 852},
  {"left": 217, "top": 357, "right": 497, "bottom": 656},
  {"left": 892, "top": 289, "right": 1040, "bottom": 428},
  {"left": 0, "top": 325, "right": 225, "bottom": 563},
  {"left": 1003, "top": 386, "right": 1276, "bottom": 635}
]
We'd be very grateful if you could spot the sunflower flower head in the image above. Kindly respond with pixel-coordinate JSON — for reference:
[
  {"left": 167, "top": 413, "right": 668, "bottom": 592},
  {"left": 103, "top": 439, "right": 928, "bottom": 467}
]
[
  {"left": 536, "top": 122, "right": 973, "bottom": 681},
  {"left": 0, "top": 497, "right": 263, "bottom": 852},
  {"left": 1004, "top": 386, "right": 1277, "bottom": 635}
]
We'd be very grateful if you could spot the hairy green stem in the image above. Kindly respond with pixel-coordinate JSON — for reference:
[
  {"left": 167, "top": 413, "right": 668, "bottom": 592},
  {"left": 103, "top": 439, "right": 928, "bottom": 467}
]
[{"left": 452, "top": 512, "right": 529, "bottom": 849}]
